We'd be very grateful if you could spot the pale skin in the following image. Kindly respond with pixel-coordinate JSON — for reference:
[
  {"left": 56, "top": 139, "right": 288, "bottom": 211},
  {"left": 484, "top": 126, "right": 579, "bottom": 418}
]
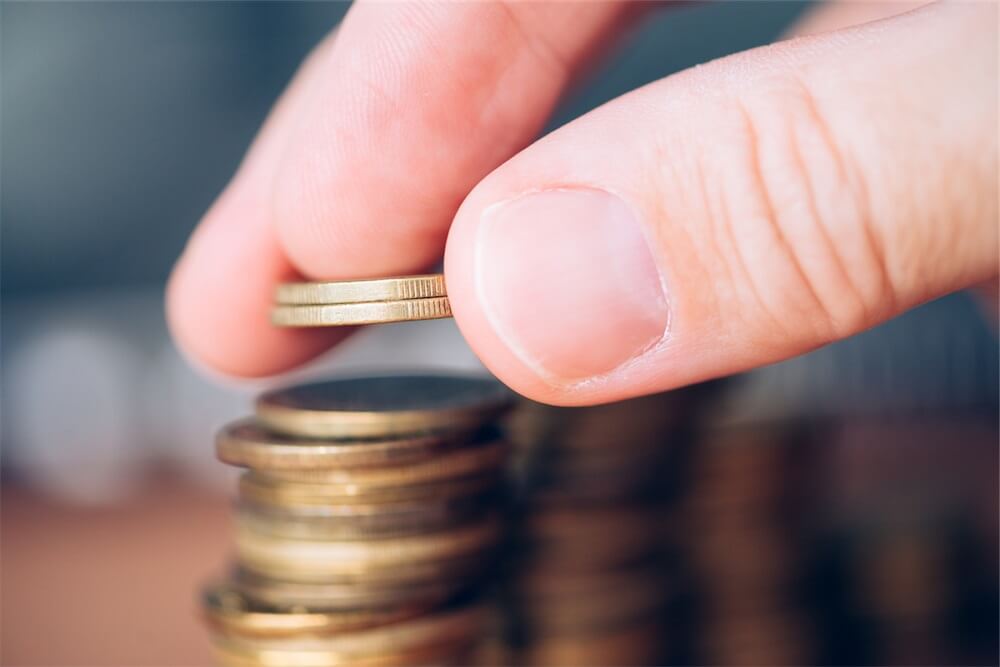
[{"left": 167, "top": 1, "right": 998, "bottom": 406}]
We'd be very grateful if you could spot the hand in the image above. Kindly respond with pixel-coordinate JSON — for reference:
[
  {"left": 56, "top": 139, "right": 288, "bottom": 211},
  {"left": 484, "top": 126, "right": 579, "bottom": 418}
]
[{"left": 167, "top": 1, "right": 997, "bottom": 405}]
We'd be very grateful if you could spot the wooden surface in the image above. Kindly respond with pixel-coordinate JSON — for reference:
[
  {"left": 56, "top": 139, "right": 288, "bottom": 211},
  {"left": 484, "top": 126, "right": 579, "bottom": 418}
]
[{"left": 1, "top": 474, "right": 231, "bottom": 666}]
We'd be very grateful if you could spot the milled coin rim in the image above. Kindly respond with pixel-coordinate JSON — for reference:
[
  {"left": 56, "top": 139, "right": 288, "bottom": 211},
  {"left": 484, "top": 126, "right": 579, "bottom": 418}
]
[
  {"left": 275, "top": 275, "right": 446, "bottom": 305},
  {"left": 271, "top": 298, "right": 451, "bottom": 328}
]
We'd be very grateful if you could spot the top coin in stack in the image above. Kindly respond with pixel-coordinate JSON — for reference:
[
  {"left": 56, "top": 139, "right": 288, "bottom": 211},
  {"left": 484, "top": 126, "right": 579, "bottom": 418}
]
[
  {"left": 272, "top": 274, "right": 452, "bottom": 327},
  {"left": 254, "top": 374, "right": 512, "bottom": 440}
]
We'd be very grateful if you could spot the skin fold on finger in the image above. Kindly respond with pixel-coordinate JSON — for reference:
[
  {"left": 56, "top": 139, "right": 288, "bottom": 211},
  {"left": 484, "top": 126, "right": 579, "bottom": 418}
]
[
  {"left": 445, "top": 2, "right": 998, "bottom": 406},
  {"left": 167, "top": 32, "right": 347, "bottom": 378},
  {"left": 168, "top": 2, "right": 641, "bottom": 378}
]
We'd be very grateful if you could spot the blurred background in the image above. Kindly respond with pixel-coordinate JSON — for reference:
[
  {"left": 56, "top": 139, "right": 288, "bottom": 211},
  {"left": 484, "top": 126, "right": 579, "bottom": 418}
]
[{"left": 2, "top": 1, "right": 996, "bottom": 665}]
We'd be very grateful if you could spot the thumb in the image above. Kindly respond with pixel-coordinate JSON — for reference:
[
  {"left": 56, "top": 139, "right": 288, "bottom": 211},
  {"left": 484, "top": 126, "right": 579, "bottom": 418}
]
[{"left": 445, "top": 2, "right": 997, "bottom": 406}]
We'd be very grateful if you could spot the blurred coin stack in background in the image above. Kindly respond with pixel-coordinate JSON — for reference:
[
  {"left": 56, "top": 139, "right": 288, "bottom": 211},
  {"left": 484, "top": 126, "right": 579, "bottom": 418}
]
[
  {"left": 500, "top": 388, "right": 713, "bottom": 666},
  {"left": 201, "top": 374, "right": 512, "bottom": 667},
  {"left": 678, "top": 423, "right": 821, "bottom": 666},
  {"left": 836, "top": 511, "right": 961, "bottom": 666},
  {"left": 809, "top": 482, "right": 998, "bottom": 665}
]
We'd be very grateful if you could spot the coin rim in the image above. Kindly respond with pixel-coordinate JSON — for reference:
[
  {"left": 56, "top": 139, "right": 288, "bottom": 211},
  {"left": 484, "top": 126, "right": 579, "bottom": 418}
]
[
  {"left": 216, "top": 419, "right": 463, "bottom": 470},
  {"left": 239, "top": 473, "right": 500, "bottom": 506},
  {"left": 202, "top": 583, "right": 427, "bottom": 637},
  {"left": 254, "top": 374, "right": 512, "bottom": 439},
  {"left": 235, "top": 516, "right": 500, "bottom": 576},
  {"left": 271, "top": 298, "right": 451, "bottom": 328},
  {"left": 254, "top": 439, "right": 506, "bottom": 486},
  {"left": 275, "top": 275, "right": 446, "bottom": 306}
]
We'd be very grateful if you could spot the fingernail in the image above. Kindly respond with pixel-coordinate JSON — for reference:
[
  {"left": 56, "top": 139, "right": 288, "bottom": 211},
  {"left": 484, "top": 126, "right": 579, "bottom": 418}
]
[{"left": 475, "top": 188, "right": 669, "bottom": 383}]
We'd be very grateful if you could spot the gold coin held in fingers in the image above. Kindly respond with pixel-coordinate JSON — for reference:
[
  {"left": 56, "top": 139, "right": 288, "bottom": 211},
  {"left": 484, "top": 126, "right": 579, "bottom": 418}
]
[
  {"left": 271, "top": 297, "right": 451, "bottom": 327},
  {"left": 275, "top": 275, "right": 446, "bottom": 305}
]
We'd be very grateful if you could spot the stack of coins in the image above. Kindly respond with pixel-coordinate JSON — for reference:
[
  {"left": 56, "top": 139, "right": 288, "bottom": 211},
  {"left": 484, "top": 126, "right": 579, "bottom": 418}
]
[
  {"left": 679, "top": 423, "right": 819, "bottom": 666},
  {"left": 202, "top": 373, "right": 513, "bottom": 667},
  {"left": 502, "top": 390, "right": 709, "bottom": 666},
  {"left": 271, "top": 275, "right": 451, "bottom": 327}
]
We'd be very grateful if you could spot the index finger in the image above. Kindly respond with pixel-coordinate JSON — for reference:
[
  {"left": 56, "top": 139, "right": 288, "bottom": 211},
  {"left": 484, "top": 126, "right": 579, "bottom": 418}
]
[{"left": 167, "top": 2, "right": 637, "bottom": 378}]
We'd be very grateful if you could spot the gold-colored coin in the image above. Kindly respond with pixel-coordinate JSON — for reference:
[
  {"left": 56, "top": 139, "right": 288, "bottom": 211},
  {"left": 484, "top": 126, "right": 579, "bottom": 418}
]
[
  {"left": 237, "top": 550, "right": 489, "bottom": 586},
  {"left": 255, "top": 440, "right": 506, "bottom": 486},
  {"left": 235, "top": 517, "right": 500, "bottom": 581},
  {"left": 211, "top": 603, "right": 481, "bottom": 655},
  {"left": 202, "top": 583, "right": 427, "bottom": 638},
  {"left": 216, "top": 420, "right": 462, "bottom": 470},
  {"left": 236, "top": 499, "right": 487, "bottom": 541},
  {"left": 275, "top": 275, "right": 446, "bottom": 306},
  {"left": 239, "top": 473, "right": 500, "bottom": 507},
  {"left": 238, "top": 487, "right": 493, "bottom": 520},
  {"left": 272, "top": 298, "right": 451, "bottom": 327},
  {"left": 255, "top": 374, "right": 512, "bottom": 439},
  {"left": 232, "top": 569, "right": 468, "bottom": 610},
  {"left": 210, "top": 635, "right": 474, "bottom": 667}
]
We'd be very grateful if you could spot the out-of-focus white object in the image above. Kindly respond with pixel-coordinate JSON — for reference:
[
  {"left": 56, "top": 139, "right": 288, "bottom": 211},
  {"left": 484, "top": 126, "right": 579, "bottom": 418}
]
[
  {"left": 6, "top": 322, "right": 144, "bottom": 504},
  {"left": 1, "top": 288, "right": 487, "bottom": 503}
]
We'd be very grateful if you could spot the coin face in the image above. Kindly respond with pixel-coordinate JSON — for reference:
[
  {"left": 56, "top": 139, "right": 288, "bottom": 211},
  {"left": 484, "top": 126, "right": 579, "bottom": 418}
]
[
  {"left": 271, "top": 298, "right": 451, "bottom": 327},
  {"left": 216, "top": 420, "right": 463, "bottom": 470},
  {"left": 255, "top": 374, "right": 513, "bottom": 439},
  {"left": 275, "top": 275, "right": 447, "bottom": 305}
]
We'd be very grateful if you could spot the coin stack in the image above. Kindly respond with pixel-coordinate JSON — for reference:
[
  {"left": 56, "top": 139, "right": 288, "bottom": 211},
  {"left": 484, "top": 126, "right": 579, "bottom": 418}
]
[
  {"left": 679, "top": 423, "right": 819, "bottom": 666},
  {"left": 201, "top": 373, "right": 513, "bottom": 667},
  {"left": 502, "top": 391, "right": 708, "bottom": 666}
]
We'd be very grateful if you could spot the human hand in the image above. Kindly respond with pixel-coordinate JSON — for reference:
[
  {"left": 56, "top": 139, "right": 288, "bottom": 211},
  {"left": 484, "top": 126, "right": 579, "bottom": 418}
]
[{"left": 167, "top": 1, "right": 997, "bottom": 405}]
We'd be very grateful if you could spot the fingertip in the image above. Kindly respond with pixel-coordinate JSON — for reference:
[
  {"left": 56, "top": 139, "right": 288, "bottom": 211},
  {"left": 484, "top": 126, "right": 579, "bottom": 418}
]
[
  {"left": 447, "top": 182, "right": 671, "bottom": 408},
  {"left": 166, "top": 211, "right": 343, "bottom": 380}
]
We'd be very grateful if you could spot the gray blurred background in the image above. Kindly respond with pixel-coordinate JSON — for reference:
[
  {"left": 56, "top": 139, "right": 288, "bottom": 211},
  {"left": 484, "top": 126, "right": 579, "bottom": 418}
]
[
  {"left": 1, "top": 3, "right": 997, "bottom": 664},
  {"left": 2, "top": 0, "right": 995, "bottom": 501}
]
